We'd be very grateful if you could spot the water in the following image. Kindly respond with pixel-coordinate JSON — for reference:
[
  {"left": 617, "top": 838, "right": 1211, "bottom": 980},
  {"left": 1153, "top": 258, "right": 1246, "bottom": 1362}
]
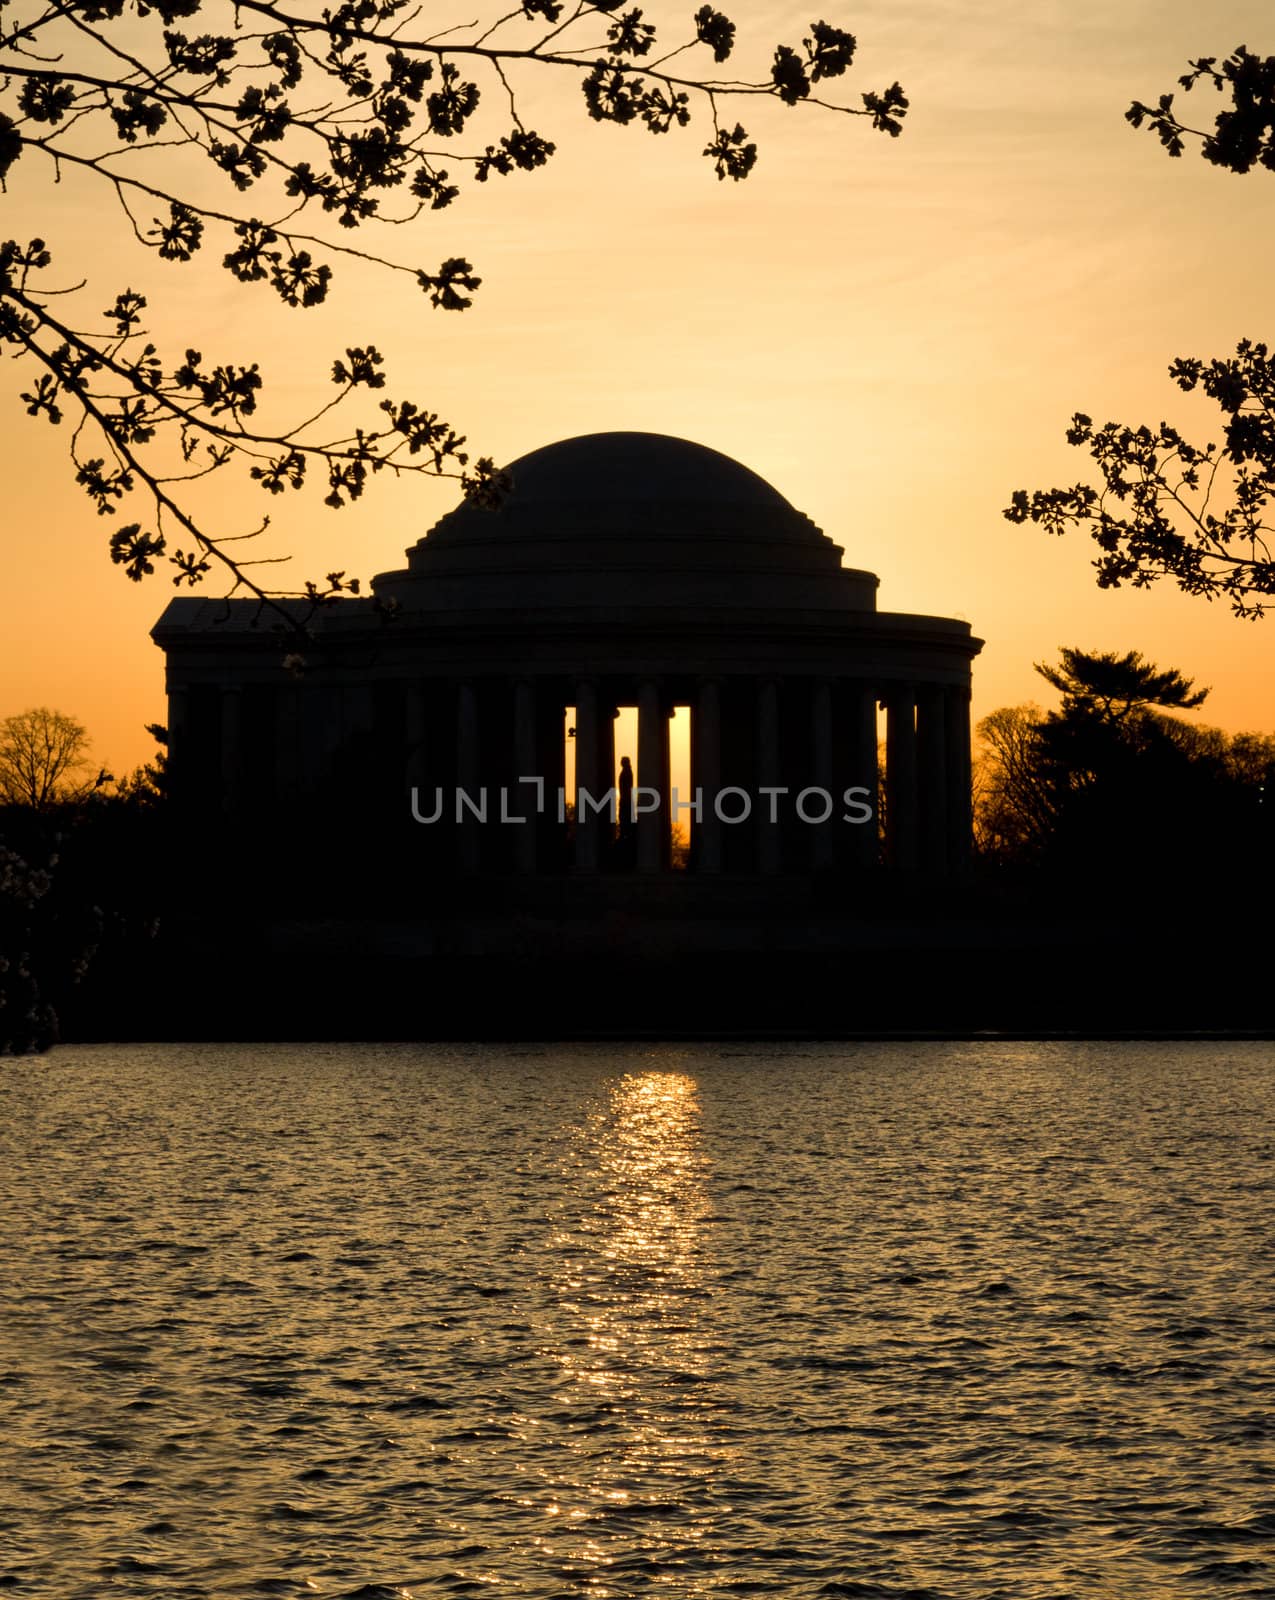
[{"left": 2, "top": 1041, "right": 1273, "bottom": 1599}]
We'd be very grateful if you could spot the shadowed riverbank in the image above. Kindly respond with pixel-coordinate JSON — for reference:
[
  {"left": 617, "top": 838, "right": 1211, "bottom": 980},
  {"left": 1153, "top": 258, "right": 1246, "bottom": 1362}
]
[{"left": 60, "top": 881, "right": 1275, "bottom": 1041}]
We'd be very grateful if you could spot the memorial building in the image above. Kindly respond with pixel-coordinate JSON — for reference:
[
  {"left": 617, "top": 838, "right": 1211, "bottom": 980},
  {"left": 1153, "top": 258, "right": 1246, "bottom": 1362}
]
[{"left": 152, "top": 431, "right": 982, "bottom": 887}]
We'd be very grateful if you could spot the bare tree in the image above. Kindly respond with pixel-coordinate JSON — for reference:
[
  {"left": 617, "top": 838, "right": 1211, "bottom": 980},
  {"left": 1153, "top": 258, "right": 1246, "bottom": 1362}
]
[
  {"left": 0, "top": 706, "right": 101, "bottom": 807},
  {"left": 973, "top": 703, "right": 1054, "bottom": 862}
]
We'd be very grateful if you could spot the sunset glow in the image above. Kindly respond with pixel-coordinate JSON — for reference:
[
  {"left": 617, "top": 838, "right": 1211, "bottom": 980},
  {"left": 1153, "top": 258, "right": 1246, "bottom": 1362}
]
[{"left": 3, "top": 0, "right": 1274, "bottom": 773}]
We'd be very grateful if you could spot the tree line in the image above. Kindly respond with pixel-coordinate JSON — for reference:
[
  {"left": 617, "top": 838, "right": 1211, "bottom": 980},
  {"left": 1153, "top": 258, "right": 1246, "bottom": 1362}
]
[
  {"left": 5, "top": 647, "right": 1273, "bottom": 1050},
  {"left": 0, "top": 709, "right": 166, "bottom": 1053},
  {"left": 974, "top": 646, "right": 1275, "bottom": 888}
]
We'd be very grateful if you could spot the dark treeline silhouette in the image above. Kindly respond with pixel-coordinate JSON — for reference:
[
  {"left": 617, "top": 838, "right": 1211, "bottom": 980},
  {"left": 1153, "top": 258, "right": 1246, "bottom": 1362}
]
[
  {"left": 0, "top": 725, "right": 168, "bottom": 1052},
  {"left": 974, "top": 647, "right": 1275, "bottom": 894},
  {"left": 5, "top": 647, "right": 1275, "bottom": 1050}
]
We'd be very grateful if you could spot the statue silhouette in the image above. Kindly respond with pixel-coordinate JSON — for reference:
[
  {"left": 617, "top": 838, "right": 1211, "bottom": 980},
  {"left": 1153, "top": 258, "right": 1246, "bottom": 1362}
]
[{"left": 617, "top": 754, "right": 636, "bottom": 868}]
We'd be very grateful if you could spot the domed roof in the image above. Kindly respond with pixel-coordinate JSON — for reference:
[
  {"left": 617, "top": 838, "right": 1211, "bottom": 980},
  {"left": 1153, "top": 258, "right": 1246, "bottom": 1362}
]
[
  {"left": 460, "top": 431, "right": 798, "bottom": 516},
  {"left": 373, "top": 431, "right": 877, "bottom": 614}
]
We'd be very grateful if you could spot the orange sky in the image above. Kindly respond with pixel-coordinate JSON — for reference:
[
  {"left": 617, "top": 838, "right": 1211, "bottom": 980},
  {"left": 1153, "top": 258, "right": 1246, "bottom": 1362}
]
[{"left": 3, "top": 0, "right": 1274, "bottom": 776}]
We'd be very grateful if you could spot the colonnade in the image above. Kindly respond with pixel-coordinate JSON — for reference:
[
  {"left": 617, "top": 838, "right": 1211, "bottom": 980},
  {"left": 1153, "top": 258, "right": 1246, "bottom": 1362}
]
[{"left": 170, "top": 669, "right": 973, "bottom": 878}]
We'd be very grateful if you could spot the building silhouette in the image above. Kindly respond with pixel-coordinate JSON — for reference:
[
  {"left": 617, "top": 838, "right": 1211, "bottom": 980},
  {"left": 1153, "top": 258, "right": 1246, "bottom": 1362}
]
[{"left": 153, "top": 432, "right": 982, "bottom": 895}]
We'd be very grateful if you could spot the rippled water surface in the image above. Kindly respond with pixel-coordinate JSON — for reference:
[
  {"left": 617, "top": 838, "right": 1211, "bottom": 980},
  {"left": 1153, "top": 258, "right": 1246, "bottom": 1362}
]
[{"left": 3, "top": 1040, "right": 1274, "bottom": 1599}]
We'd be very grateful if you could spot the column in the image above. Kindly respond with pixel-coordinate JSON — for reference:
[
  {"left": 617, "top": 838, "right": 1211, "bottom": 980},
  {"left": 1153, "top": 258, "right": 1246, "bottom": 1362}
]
[
  {"left": 637, "top": 679, "right": 665, "bottom": 875},
  {"left": 945, "top": 683, "right": 974, "bottom": 876},
  {"left": 457, "top": 680, "right": 480, "bottom": 873},
  {"left": 811, "top": 678, "right": 834, "bottom": 871},
  {"left": 320, "top": 681, "right": 344, "bottom": 796},
  {"left": 514, "top": 679, "right": 537, "bottom": 875},
  {"left": 219, "top": 683, "right": 242, "bottom": 817},
  {"left": 339, "top": 682, "right": 374, "bottom": 814},
  {"left": 756, "top": 678, "right": 781, "bottom": 875},
  {"left": 535, "top": 683, "right": 567, "bottom": 872},
  {"left": 917, "top": 685, "right": 948, "bottom": 875},
  {"left": 345, "top": 682, "right": 374, "bottom": 739},
  {"left": 695, "top": 678, "right": 723, "bottom": 875},
  {"left": 659, "top": 700, "right": 673, "bottom": 870},
  {"left": 273, "top": 681, "right": 300, "bottom": 814},
  {"left": 405, "top": 679, "right": 427, "bottom": 787},
  {"left": 574, "top": 677, "right": 600, "bottom": 872},
  {"left": 885, "top": 687, "right": 918, "bottom": 873},
  {"left": 401, "top": 679, "right": 427, "bottom": 870},
  {"left": 847, "top": 682, "right": 879, "bottom": 871},
  {"left": 167, "top": 682, "right": 189, "bottom": 808},
  {"left": 598, "top": 696, "right": 616, "bottom": 866},
  {"left": 299, "top": 681, "right": 326, "bottom": 795}
]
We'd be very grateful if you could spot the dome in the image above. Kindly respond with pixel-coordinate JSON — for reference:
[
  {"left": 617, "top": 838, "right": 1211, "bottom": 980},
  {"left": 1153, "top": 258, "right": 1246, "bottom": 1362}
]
[
  {"left": 372, "top": 431, "right": 878, "bottom": 614},
  {"left": 461, "top": 431, "right": 798, "bottom": 517}
]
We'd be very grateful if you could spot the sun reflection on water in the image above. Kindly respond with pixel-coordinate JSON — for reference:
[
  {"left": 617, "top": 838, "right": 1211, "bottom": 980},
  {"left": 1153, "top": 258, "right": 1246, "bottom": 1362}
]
[
  {"left": 7, "top": 1044, "right": 1274, "bottom": 1597},
  {"left": 536, "top": 1067, "right": 729, "bottom": 1583}
]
